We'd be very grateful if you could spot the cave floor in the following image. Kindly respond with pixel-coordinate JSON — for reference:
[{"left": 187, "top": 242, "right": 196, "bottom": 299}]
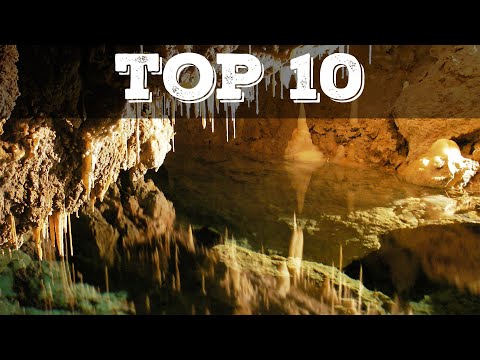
[{"left": 3, "top": 154, "right": 480, "bottom": 314}]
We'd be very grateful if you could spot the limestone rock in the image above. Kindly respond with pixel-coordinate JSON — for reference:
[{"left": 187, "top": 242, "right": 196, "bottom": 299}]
[
  {"left": 0, "top": 45, "right": 20, "bottom": 132},
  {"left": 398, "top": 139, "right": 479, "bottom": 189}
]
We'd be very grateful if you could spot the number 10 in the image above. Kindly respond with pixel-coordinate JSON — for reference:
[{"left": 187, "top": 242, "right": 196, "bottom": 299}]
[{"left": 290, "top": 53, "right": 365, "bottom": 103}]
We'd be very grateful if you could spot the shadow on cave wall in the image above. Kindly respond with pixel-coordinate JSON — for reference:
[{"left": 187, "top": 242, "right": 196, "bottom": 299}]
[{"left": 344, "top": 224, "right": 480, "bottom": 314}]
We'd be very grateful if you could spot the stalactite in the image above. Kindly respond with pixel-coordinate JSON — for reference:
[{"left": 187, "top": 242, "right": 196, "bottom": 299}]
[
  {"left": 9, "top": 214, "right": 18, "bottom": 250},
  {"left": 172, "top": 98, "right": 176, "bottom": 152},
  {"left": 99, "top": 173, "right": 113, "bottom": 202},
  {"left": 231, "top": 103, "right": 237, "bottom": 139},
  {"left": 68, "top": 213, "right": 73, "bottom": 257},
  {"left": 256, "top": 84, "right": 259, "bottom": 115},
  {"left": 280, "top": 66, "right": 292, "bottom": 102},
  {"left": 32, "top": 222, "right": 43, "bottom": 261},
  {"left": 207, "top": 94, "right": 215, "bottom": 133},
  {"left": 224, "top": 102, "right": 229, "bottom": 143},
  {"left": 49, "top": 211, "right": 65, "bottom": 257},
  {"left": 272, "top": 67, "right": 276, "bottom": 98},
  {"left": 201, "top": 101, "right": 207, "bottom": 129},
  {"left": 82, "top": 133, "right": 94, "bottom": 199}
]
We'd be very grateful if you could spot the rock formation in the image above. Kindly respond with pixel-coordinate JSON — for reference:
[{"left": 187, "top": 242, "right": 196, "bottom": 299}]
[{"left": 2, "top": 44, "right": 480, "bottom": 314}]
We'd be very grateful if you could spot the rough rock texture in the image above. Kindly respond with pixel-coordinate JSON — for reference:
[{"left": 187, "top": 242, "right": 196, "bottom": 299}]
[
  {"left": 0, "top": 46, "right": 20, "bottom": 134},
  {"left": 70, "top": 198, "right": 394, "bottom": 314},
  {"left": 318, "top": 194, "right": 480, "bottom": 251},
  {"left": 3, "top": 44, "right": 480, "bottom": 251},
  {"left": 170, "top": 45, "right": 480, "bottom": 189},
  {"left": 386, "top": 224, "right": 480, "bottom": 295},
  {"left": 0, "top": 115, "right": 172, "bottom": 247},
  {"left": 344, "top": 223, "right": 480, "bottom": 314},
  {"left": 310, "top": 118, "right": 406, "bottom": 168},
  {"left": 392, "top": 46, "right": 480, "bottom": 186},
  {"left": 211, "top": 243, "right": 393, "bottom": 314},
  {"left": 72, "top": 176, "right": 176, "bottom": 265},
  {"left": 393, "top": 46, "right": 480, "bottom": 123},
  {"left": 0, "top": 249, "right": 133, "bottom": 314}
]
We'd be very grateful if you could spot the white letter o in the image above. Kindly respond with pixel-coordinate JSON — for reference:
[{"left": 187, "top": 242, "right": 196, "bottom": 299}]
[
  {"left": 320, "top": 53, "right": 364, "bottom": 103},
  {"left": 163, "top": 53, "right": 216, "bottom": 103}
]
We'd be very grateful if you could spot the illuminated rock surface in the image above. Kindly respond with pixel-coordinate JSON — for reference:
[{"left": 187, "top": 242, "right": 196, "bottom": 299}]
[{"left": 1, "top": 45, "right": 480, "bottom": 314}]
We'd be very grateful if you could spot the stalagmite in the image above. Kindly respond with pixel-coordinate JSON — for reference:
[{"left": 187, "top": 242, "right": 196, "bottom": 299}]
[
  {"left": 358, "top": 266, "right": 363, "bottom": 313},
  {"left": 288, "top": 213, "right": 304, "bottom": 278},
  {"left": 338, "top": 245, "right": 343, "bottom": 300},
  {"left": 175, "top": 245, "right": 181, "bottom": 291},
  {"left": 277, "top": 260, "right": 291, "bottom": 297},
  {"left": 187, "top": 225, "right": 195, "bottom": 252},
  {"left": 284, "top": 104, "right": 325, "bottom": 163},
  {"left": 283, "top": 102, "right": 325, "bottom": 212}
]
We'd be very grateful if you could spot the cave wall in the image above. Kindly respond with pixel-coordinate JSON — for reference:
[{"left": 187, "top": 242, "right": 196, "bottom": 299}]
[
  {"left": 3, "top": 44, "right": 480, "bottom": 248},
  {"left": 0, "top": 45, "right": 173, "bottom": 247},
  {"left": 0, "top": 45, "right": 20, "bottom": 134},
  {"left": 170, "top": 45, "right": 480, "bottom": 181}
]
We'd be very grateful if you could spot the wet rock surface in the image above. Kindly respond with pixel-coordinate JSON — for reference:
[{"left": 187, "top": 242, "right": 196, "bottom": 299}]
[{"left": 1, "top": 45, "right": 480, "bottom": 314}]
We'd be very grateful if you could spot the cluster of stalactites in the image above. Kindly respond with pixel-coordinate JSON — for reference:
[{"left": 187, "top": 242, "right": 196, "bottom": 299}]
[
  {"left": 140, "top": 44, "right": 370, "bottom": 144},
  {"left": 31, "top": 210, "right": 74, "bottom": 261}
]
